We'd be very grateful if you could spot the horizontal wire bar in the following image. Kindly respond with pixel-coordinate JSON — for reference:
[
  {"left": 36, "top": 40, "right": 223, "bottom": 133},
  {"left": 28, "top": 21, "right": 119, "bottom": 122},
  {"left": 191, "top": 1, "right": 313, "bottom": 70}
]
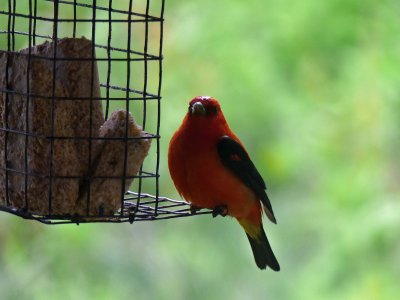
[
  {"left": 0, "top": 31, "right": 162, "bottom": 59},
  {"left": 127, "top": 191, "right": 189, "bottom": 205},
  {"left": 94, "top": 43, "right": 160, "bottom": 60},
  {"left": 100, "top": 84, "right": 159, "bottom": 99},
  {"left": 1, "top": 86, "right": 160, "bottom": 100},
  {"left": 0, "top": 95, "right": 159, "bottom": 101},
  {"left": 0, "top": 11, "right": 162, "bottom": 23},
  {"left": 44, "top": 0, "right": 163, "bottom": 21},
  {"left": 124, "top": 202, "right": 190, "bottom": 214},
  {"left": 0, "top": 167, "right": 158, "bottom": 180},
  {"left": 0, "top": 127, "right": 159, "bottom": 140},
  {"left": 0, "top": 49, "right": 160, "bottom": 62}
]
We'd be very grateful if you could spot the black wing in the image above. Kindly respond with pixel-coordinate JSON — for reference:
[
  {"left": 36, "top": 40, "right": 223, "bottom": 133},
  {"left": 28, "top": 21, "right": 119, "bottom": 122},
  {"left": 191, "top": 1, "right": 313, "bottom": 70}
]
[{"left": 217, "top": 136, "right": 276, "bottom": 223}]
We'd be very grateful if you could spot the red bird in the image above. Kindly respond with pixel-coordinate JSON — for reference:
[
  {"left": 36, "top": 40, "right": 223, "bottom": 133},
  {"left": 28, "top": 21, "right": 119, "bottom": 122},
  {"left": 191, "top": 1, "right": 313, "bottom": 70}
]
[{"left": 168, "top": 96, "right": 280, "bottom": 271}]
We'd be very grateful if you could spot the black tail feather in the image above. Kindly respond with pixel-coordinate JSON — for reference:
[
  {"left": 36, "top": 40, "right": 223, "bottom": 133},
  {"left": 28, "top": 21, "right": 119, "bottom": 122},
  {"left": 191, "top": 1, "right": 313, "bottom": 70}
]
[{"left": 246, "top": 227, "right": 280, "bottom": 271}]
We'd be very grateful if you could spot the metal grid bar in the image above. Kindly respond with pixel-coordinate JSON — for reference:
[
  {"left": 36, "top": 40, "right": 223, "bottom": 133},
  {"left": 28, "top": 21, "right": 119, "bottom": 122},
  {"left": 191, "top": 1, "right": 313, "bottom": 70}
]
[
  {"left": 119, "top": 0, "right": 134, "bottom": 218},
  {"left": 47, "top": 0, "right": 59, "bottom": 214},
  {"left": 0, "top": 11, "right": 163, "bottom": 23},
  {"left": 0, "top": 31, "right": 162, "bottom": 60},
  {"left": 154, "top": 0, "right": 166, "bottom": 215},
  {"left": 0, "top": 88, "right": 160, "bottom": 101},
  {"left": 46, "top": 0, "right": 163, "bottom": 21},
  {"left": 0, "top": 192, "right": 212, "bottom": 224}
]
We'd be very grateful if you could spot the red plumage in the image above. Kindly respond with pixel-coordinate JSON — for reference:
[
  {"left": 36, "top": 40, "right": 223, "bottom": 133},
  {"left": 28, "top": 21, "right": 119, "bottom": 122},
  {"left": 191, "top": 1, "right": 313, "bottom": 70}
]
[{"left": 168, "top": 96, "right": 279, "bottom": 271}]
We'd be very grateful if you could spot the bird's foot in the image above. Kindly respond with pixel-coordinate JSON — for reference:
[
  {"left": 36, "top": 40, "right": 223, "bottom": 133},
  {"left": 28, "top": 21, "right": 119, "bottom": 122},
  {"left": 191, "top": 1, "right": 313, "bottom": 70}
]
[
  {"left": 190, "top": 205, "right": 202, "bottom": 215},
  {"left": 212, "top": 205, "right": 228, "bottom": 218}
]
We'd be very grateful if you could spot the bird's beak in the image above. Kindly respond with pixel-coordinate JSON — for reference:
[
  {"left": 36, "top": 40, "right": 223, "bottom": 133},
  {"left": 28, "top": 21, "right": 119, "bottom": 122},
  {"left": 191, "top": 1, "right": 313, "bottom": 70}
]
[{"left": 190, "top": 102, "right": 207, "bottom": 116}]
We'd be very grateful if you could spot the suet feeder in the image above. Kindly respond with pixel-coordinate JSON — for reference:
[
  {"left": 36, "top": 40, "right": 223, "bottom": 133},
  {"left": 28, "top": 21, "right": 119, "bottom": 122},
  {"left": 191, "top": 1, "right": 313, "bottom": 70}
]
[{"left": 0, "top": 0, "right": 209, "bottom": 224}]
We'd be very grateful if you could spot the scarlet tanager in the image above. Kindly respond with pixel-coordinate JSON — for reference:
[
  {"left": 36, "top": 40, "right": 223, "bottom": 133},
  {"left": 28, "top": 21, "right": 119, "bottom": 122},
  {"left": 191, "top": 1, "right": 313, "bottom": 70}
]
[{"left": 168, "top": 96, "right": 280, "bottom": 271}]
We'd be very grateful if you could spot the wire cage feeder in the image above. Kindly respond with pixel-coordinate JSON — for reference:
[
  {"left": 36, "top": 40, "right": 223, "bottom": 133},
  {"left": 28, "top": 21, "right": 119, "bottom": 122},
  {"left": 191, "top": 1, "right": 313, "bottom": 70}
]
[{"left": 0, "top": 0, "right": 206, "bottom": 224}]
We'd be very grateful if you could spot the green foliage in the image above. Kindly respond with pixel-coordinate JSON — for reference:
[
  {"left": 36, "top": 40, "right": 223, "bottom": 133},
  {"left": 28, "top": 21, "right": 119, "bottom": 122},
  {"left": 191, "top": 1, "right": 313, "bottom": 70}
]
[{"left": 1, "top": 0, "right": 399, "bottom": 299}]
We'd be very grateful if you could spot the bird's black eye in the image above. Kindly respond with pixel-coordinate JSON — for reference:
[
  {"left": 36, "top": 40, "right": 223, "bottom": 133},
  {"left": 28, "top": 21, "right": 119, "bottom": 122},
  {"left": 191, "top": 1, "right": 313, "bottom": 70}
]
[{"left": 210, "top": 106, "right": 218, "bottom": 115}]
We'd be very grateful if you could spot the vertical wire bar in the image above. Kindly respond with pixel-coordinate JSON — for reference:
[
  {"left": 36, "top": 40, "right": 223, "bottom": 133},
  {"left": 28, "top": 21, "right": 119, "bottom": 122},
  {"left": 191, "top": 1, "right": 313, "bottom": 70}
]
[
  {"left": 133, "top": 0, "right": 151, "bottom": 220},
  {"left": 24, "top": 0, "right": 33, "bottom": 210},
  {"left": 85, "top": 0, "right": 97, "bottom": 215},
  {"left": 48, "top": 0, "right": 59, "bottom": 215},
  {"left": 11, "top": 0, "right": 16, "bottom": 50},
  {"left": 142, "top": 0, "right": 150, "bottom": 130},
  {"left": 121, "top": 0, "right": 133, "bottom": 219},
  {"left": 73, "top": 0, "right": 77, "bottom": 37},
  {"left": 32, "top": 0, "right": 37, "bottom": 45},
  {"left": 154, "top": 0, "right": 165, "bottom": 215},
  {"left": 4, "top": 0, "right": 13, "bottom": 206},
  {"left": 105, "top": 0, "right": 112, "bottom": 121}
]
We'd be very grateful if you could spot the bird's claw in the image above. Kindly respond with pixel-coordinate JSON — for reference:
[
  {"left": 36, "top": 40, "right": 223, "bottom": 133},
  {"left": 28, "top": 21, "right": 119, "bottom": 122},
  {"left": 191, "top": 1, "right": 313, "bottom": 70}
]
[
  {"left": 212, "top": 205, "right": 228, "bottom": 218},
  {"left": 190, "top": 205, "right": 201, "bottom": 215}
]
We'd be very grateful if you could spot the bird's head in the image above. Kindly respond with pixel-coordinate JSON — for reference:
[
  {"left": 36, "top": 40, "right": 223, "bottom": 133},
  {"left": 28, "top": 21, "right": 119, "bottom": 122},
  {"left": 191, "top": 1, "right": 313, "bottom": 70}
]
[
  {"left": 182, "top": 96, "right": 229, "bottom": 136},
  {"left": 188, "top": 96, "right": 221, "bottom": 117}
]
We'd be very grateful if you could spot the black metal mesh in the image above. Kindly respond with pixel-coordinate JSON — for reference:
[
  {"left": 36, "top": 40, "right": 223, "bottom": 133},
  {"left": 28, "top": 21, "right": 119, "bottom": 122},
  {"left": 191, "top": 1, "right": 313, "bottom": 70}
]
[{"left": 0, "top": 0, "right": 207, "bottom": 224}]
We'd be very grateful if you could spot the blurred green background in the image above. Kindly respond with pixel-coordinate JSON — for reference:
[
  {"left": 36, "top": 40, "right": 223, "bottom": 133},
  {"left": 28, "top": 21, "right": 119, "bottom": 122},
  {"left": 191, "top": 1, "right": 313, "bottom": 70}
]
[{"left": 1, "top": 0, "right": 399, "bottom": 299}]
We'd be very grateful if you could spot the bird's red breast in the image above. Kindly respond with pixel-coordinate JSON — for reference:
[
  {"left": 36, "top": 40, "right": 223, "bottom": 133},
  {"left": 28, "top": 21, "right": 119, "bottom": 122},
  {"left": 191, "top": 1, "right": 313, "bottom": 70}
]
[{"left": 168, "top": 96, "right": 262, "bottom": 221}]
